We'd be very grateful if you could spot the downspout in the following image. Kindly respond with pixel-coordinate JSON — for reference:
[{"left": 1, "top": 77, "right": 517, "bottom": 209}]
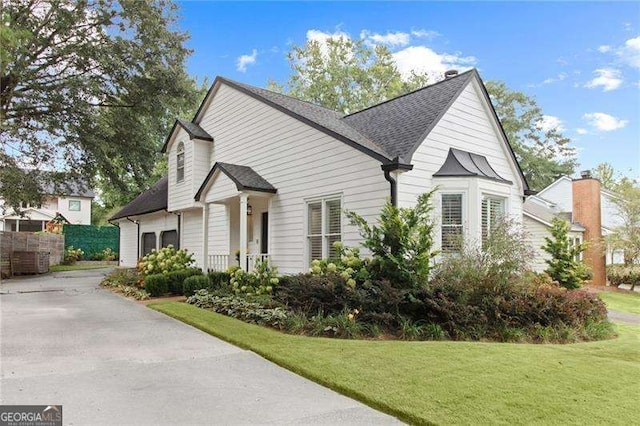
[
  {"left": 126, "top": 217, "right": 139, "bottom": 258},
  {"left": 381, "top": 157, "right": 414, "bottom": 207}
]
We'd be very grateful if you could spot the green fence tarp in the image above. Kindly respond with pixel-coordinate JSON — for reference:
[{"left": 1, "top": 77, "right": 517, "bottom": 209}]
[{"left": 63, "top": 224, "right": 119, "bottom": 259}]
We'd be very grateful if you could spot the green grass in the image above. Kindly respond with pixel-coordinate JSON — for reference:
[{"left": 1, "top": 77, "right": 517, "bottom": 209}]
[
  {"left": 50, "top": 264, "right": 113, "bottom": 272},
  {"left": 150, "top": 301, "right": 639, "bottom": 425},
  {"left": 599, "top": 291, "right": 640, "bottom": 315}
]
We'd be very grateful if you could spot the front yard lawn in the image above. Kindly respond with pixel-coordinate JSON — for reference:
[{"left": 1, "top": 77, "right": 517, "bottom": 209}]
[
  {"left": 150, "top": 301, "right": 639, "bottom": 425},
  {"left": 50, "top": 264, "right": 114, "bottom": 272},
  {"left": 599, "top": 291, "right": 640, "bottom": 315}
]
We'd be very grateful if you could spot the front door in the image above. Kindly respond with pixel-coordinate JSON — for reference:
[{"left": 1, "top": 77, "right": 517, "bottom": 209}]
[{"left": 261, "top": 212, "right": 269, "bottom": 254}]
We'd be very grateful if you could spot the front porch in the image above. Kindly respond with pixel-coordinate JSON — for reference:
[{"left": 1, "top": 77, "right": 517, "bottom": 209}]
[{"left": 196, "top": 162, "right": 277, "bottom": 272}]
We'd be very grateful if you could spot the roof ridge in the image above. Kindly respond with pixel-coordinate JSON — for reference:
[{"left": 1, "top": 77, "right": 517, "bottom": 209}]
[{"left": 343, "top": 68, "right": 477, "bottom": 119}]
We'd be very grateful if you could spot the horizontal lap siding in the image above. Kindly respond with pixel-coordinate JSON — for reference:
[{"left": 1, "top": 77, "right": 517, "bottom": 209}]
[
  {"left": 198, "top": 84, "right": 388, "bottom": 274},
  {"left": 168, "top": 128, "right": 195, "bottom": 211},
  {"left": 398, "top": 81, "right": 524, "bottom": 228},
  {"left": 524, "top": 216, "right": 582, "bottom": 272},
  {"left": 181, "top": 209, "right": 203, "bottom": 268},
  {"left": 116, "top": 211, "right": 178, "bottom": 267},
  {"left": 117, "top": 220, "right": 138, "bottom": 267}
]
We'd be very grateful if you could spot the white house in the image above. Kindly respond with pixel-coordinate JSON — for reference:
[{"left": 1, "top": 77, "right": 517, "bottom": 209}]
[
  {"left": 111, "top": 69, "right": 529, "bottom": 273},
  {"left": 0, "top": 180, "right": 94, "bottom": 232}
]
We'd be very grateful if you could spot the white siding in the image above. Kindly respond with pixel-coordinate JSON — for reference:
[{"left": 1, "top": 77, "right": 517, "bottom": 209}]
[
  {"left": 524, "top": 215, "right": 583, "bottom": 272},
  {"left": 398, "top": 80, "right": 524, "bottom": 245},
  {"left": 56, "top": 196, "right": 92, "bottom": 224},
  {"left": 601, "top": 192, "right": 623, "bottom": 230},
  {"left": 197, "top": 84, "right": 389, "bottom": 274},
  {"left": 167, "top": 128, "right": 211, "bottom": 212},
  {"left": 117, "top": 219, "right": 138, "bottom": 267},
  {"left": 203, "top": 172, "right": 240, "bottom": 203},
  {"left": 115, "top": 211, "right": 179, "bottom": 267},
  {"left": 181, "top": 209, "right": 203, "bottom": 268},
  {"left": 537, "top": 177, "right": 573, "bottom": 212}
]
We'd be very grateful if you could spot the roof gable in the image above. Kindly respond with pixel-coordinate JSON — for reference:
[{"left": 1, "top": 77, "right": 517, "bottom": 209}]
[
  {"left": 161, "top": 119, "right": 213, "bottom": 154},
  {"left": 195, "top": 162, "right": 277, "bottom": 201}
]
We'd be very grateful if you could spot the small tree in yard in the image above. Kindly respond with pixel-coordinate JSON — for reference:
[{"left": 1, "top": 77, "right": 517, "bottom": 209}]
[
  {"left": 542, "top": 217, "right": 590, "bottom": 289},
  {"left": 345, "top": 191, "right": 437, "bottom": 288}
]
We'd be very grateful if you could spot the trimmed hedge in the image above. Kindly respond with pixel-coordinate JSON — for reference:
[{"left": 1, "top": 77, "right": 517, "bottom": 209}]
[
  {"left": 145, "top": 274, "right": 169, "bottom": 297},
  {"left": 607, "top": 265, "right": 640, "bottom": 290},
  {"left": 166, "top": 268, "right": 203, "bottom": 295},
  {"left": 208, "top": 271, "right": 231, "bottom": 290},
  {"left": 183, "top": 275, "right": 211, "bottom": 297}
]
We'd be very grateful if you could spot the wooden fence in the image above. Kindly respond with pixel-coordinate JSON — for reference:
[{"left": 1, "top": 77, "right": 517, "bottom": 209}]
[{"left": 0, "top": 232, "right": 65, "bottom": 277}]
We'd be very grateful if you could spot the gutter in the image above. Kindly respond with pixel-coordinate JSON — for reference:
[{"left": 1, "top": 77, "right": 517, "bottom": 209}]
[{"left": 381, "top": 158, "right": 413, "bottom": 207}]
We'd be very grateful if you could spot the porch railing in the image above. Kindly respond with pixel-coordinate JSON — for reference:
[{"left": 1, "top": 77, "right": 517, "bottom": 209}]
[
  {"left": 247, "top": 254, "right": 271, "bottom": 271},
  {"left": 208, "top": 254, "right": 229, "bottom": 272}
]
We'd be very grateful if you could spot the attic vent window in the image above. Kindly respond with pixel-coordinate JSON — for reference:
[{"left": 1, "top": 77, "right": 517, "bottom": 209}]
[{"left": 176, "top": 141, "right": 185, "bottom": 183}]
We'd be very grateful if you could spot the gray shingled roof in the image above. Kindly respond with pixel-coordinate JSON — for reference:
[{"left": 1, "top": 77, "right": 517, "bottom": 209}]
[
  {"left": 176, "top": 119, "right": 213, "bottom": 141},
  {"left": 433, "top": 148, "right": 512, "bottom": 183},
  {"left": 195, "top": 162, "right": 277, "bottom": 201},
  {"left": 523, "top": 199, "right": 585, "bottom": 232},
  {"left": 109, "top": 176, "right": 168, "bottom": 221},
  {"left": 343, "top": 70, "right": 475, "bottom": 161},
  {"left": 42, "top": 179, "right": 95, "bottom": 198}
]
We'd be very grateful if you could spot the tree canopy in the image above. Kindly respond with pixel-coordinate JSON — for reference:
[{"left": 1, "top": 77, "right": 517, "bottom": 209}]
[{"left": 1, "top": 0, "right": 202, "bottom": 210}]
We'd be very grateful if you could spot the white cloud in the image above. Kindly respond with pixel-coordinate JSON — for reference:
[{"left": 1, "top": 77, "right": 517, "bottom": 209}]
[
  {"left": 360, "top": 30, "right": 411, "bottom": 47},
  {"left": 392, "top": 46, "right": 476, "bottom": 79},
  {"left": 411, "top": 29, "right": 440, "bottom": 39},
  {"left": 576, "top": 128, "right": 588, "bottom": 135},
  {"left": 537, "top": 115, "right": 565, "bottom": 133},
  {"left": 583, "top": 112, "right": 628, "bottom": 131},
  {"left": 597, "top": 45, "right": 612, "bottom": 53},
  {"left": 585, "top": 68, "right": 623, "bottom": 91},
  {"left": 236, "top": 49, "right": 257, "bottom": 72},
  {"left": 618, "top": 36, "right": 640, "bottom": 69}
]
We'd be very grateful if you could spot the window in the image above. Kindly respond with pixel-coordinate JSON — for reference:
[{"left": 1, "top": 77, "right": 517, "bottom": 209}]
[
  {"left": 141, "top": 232, "right": 157, "bottom": 256},
  {"left": 441, "top": 193, "right": 463, "bottom": 253},
  {"left": 68, "top": 200, "right": 81, "bottom": 211},
  {"left": 307, "top": 197, "right": 342, "bottom": 264},
  {"left": 481, "top": 195, "right": 505, "bottom": 245},
  {"left": 161, "top": 230, "right": 179, "bottom": 249},
  {"left": 574, "top": 237, "right": 582, "bottom": 262},
  {"left": 176, "top": 141, "right": 185, "bottom": 183}
]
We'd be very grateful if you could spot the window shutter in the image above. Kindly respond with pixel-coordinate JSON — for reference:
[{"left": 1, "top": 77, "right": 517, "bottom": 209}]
[
  {"left": 441, "top": 194, "right": 463, "bottom": 253},
  {"left": 308, "top": 202, "right": 323, "bottom": 262},
  {"left": 325, "top": 199, "right": 341, "bottom": 258}
]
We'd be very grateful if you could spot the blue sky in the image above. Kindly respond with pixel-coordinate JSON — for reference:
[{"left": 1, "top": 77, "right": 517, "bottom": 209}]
[{"left": 177, "top": 1, "right": 640, "bottom": 179}]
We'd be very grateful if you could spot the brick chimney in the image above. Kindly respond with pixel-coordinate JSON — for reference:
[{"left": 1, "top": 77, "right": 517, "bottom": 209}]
[{"left": 572, "top": 171, "right": 606, "bottom": 285}]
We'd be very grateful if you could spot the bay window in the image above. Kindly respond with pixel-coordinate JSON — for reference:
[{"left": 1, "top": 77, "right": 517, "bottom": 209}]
[
  {"left": 481, "top": 195, "right": 505, "bottom": 244},
  {"left": 441, "top": 193, "right": 463, "bottom": 253}
]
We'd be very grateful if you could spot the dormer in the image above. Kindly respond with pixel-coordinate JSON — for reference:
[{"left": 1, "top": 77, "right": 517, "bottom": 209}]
[{"left": 162, "top": 119, "right": 214, "bottom": 211}]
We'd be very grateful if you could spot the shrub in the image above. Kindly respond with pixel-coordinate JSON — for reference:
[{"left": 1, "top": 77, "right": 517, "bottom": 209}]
[
  {"left": 274, "top": 273, "right": 358, "bottom": 315},
  {"left": 101, "top": 247, "right": 117, "bottom": 261},
  {"left": 607, "top": 265, "right": 640, "bottom": 290},
  {"left": 307, "top": 243, "right": 370, "bottom": 288},
  {"left": 101, "top": 268, "right": 139, "bottom": 288},
  {"left": 120, "top": 285, "right": 150, "bottom": 300},
  {"left": 144, "top": 274, "right": 169, "bottom": 297},
  {"left": 63, "top": 246, "right": 83, "bottom": 265},
  {"left": 229, "top": 260, "right": 279, "bottom": 297},
  {"left": 183, "top": 275, "right": 210, "bottom": 297},
  {"left": 137, "top": 245, "right": 195, "bottom": 276},
  {"left": 208, "top": 271, "right": 231, "bottom": 289},
  {"left": 186, "top": 291, "right": 288, "bottom": 328},
  {"left": 346, "top": 191, "right": 437, "bottom": 288},
  {"left": 542, "top": 217, "right": 590, "bottom": 289},
  {"left": 166, "top": 268, "right": 202, "bottom": 295}
]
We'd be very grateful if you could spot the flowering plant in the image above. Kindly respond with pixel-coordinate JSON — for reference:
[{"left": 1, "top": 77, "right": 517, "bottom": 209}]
[
  {"left": 229, "top": 260, "right": 279, "bottom": 297},
  {"left": 137, "top": 245, "right": 195, "bottom": 276},
  {"left": 308, "top": 241, "right": 370, "bottom": 288}
]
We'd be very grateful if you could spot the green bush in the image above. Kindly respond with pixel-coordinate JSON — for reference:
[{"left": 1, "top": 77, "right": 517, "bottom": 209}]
[
  {"left": 607, "top": 265, "right": 640, "bottom": 290},
  {"left": 144, "top": 274, "right": 169, "bottom": 297},
  {"left": 542, "top": 217, "right": 591, "bottom": 289},
  {"left": 63, "top": 246, "right": 84, "bottom": 265},
  {"left": 274, "top": 273, "right": 358, "bottom": 315},
  {"left": 186, "top": 291, "right": 288, "bottom": 328},
  {"left": 229, "top": 260, "right": 279, "bottom": 296},
  {"left": 183, "top": 275, "right": 210, "bottom": 297},
  {"left": 208, "top": 271, "right": 231, "bottom": 289},
  {"left": 138, "top": 245, "right": 195, "bottom": 275},
  {"left": 100, "top": 268, "right": 139, "bottom": 288},
  {"left": 166, "top": 268, "right": 202, "bottom": 295}
]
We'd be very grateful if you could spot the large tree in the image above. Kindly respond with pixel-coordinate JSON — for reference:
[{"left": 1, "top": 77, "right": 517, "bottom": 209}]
[
  {"left": 0, "top": 0, "right": 200, "bottom": 210},
  {"left": 484, "top": 81, "right": 577, "bottom": 191},
  {"left": 268, "top": 36, "right": 429, "bottom": 114},
  {"left": 271, "top": 37, "right": 577, "bottom": 191}
]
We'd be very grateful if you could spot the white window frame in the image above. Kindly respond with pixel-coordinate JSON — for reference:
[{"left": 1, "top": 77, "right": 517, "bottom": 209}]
[
  {"left": 305, "top": 194, "right": 343, "bottom": 266},
  {"left": 440, "top": 192, "right": 465, "bottom": 253},
  {"left": 176, "top": 141, "right": 185, "bottom": 183},
  {"left": 68, "top": 199, "right": 81, "bottom": 211},
  {"left": 481, "top": 194, "right": 507, "bottom": 243}
]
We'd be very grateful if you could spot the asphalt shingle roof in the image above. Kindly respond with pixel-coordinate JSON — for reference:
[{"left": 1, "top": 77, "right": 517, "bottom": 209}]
[
  {"left": 195, "top": 162, "right": 277, "bottom": 201},
  {"left": 176, "top": 119, "right": 213, "bottom": 141},
  {"left": 523, "top": 199, "right": 585, "bottom": 232},
  {"left": 109, "top": 176, "right": 168, "bottom": 221}
]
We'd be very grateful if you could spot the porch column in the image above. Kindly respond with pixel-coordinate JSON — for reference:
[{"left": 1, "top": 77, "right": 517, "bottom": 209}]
[
  {"left": 202, "top": 204, "right": 209, "bottom": 271},
  {"left": 16, "top": 218, "right": 20, "bottom": 232},
  {"left": 239, "top": 193, "right": 248, "bottom": 271}
]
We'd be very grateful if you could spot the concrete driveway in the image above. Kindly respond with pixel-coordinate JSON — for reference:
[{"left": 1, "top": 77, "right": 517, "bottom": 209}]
[{"left": 0, "top": 269, "right": 399, "bottom": 425}]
